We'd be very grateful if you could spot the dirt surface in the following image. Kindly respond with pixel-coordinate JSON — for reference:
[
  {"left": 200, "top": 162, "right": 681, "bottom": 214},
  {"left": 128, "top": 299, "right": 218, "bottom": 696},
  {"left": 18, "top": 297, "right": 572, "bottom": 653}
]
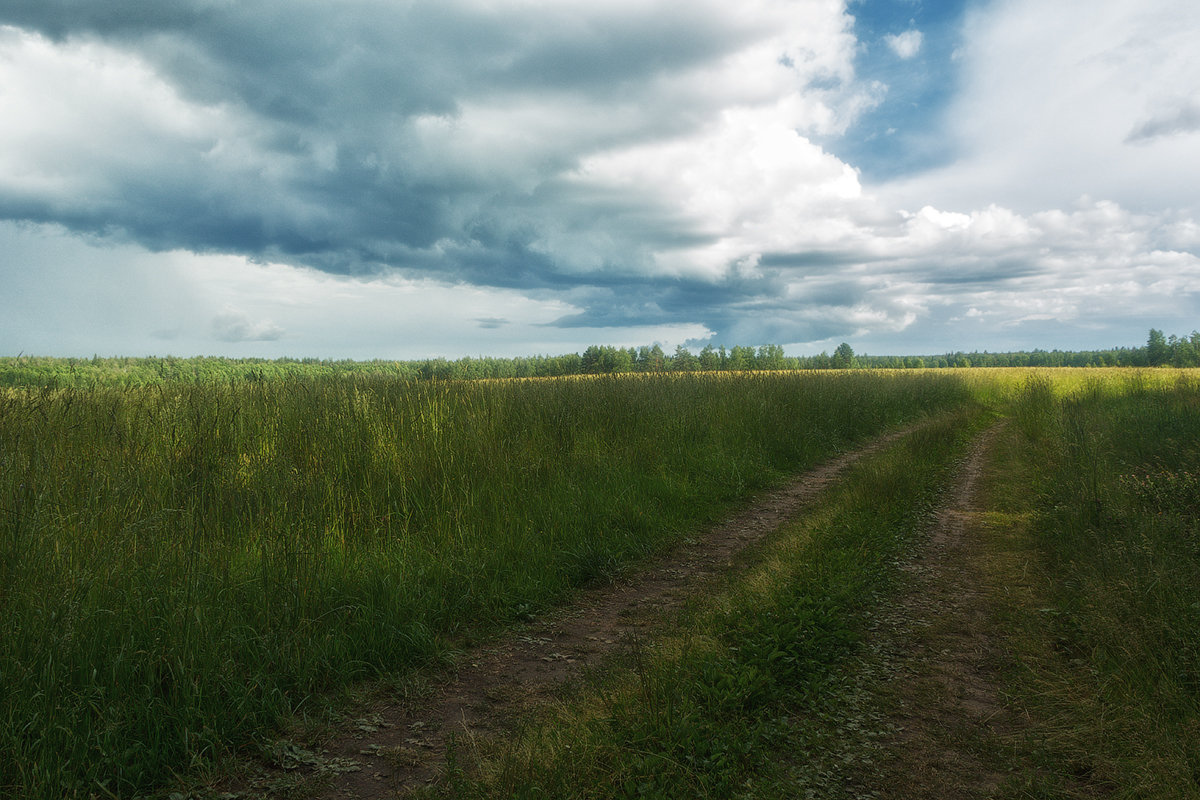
[
  {"left": 861, "top": 422, "right": 1028, "bottom": 799},
  {"left": 229, "top": 426, "right": 920, "bottom": 799}
]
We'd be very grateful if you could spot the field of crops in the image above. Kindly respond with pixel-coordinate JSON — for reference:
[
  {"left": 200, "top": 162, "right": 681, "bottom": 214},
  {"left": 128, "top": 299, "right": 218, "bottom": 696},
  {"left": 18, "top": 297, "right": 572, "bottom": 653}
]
[{"left": 0, "top": 369, "right": 972, "bottom": 797}]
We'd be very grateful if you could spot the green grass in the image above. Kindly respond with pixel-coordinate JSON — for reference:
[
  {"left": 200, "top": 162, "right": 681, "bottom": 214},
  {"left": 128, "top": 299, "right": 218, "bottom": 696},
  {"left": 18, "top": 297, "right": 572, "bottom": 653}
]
[
  {"left": 989, "top": 372, "right": 1200, "bottom": 798},
  {"left": 420, "top": 368, "right": 1200, "bottom": 800},
  {"left": 0, "top": 370, "right": 971, "bottom": 798}
]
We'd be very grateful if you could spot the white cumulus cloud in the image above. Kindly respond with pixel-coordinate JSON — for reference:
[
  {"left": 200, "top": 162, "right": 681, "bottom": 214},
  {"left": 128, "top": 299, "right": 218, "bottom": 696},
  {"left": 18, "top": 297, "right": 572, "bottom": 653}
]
[{"left": 884, "top": 29, "right": 923, "bottom": 60}]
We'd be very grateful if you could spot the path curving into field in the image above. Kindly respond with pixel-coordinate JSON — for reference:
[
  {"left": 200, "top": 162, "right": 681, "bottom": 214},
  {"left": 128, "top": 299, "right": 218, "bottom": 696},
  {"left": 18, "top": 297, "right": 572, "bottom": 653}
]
[{"left": 236, "top": 424, "right": 924, "bottom": 799}]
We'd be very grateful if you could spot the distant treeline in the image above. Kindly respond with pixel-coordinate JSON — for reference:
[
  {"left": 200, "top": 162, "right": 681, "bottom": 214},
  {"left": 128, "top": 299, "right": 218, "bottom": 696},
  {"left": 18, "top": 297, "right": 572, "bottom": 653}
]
[{"left": 2, "top": 329, "right": 1197, "bottom": 388}]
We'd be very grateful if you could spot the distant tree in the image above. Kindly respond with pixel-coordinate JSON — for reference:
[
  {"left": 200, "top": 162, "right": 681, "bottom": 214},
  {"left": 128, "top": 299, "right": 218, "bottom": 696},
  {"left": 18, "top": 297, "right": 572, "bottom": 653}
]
[
  {"left": 727, "top": 345, "right": 752, "bottom": 371},
  {"left": 648, "top": 344, "right": 666, "bottom": 372},
  {"left": 1147, "top": 328, "right": 1170, "bottom": 366},
  {"left": 419, "top": 358, "right": 454, "bottom": 380},
  {"left": 671, "top": 345, "right": 698, "bottom": 371},
  {"left": 581, "top": 345, "right": 604, "bottom": 373},
  {"left": 634, "top": 346, "right": 653, "bottom": 371},
  {"left": 557, "top": 353, "right": 583, "bottom": 375},
  {"left": 757, "top": 344, "right": 785, "bottom": 370},
  {"left": 832, "top": 342, "right": 855, "bottom": 369},
  {"left": 1172, "top": 333, "right": 1199, "bottom": 367},
  {"left": 610, "top": 347, "right": 634, "bottom": 373},
  {"left": 698, "top": 344, "right": 720, "bottom": 371}
]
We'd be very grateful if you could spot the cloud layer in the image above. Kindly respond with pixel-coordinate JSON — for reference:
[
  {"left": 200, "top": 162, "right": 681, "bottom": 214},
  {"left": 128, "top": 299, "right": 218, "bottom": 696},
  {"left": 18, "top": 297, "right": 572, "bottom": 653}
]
[{"left": 1, "top": 0, "right": 1198, "bottom": 357}]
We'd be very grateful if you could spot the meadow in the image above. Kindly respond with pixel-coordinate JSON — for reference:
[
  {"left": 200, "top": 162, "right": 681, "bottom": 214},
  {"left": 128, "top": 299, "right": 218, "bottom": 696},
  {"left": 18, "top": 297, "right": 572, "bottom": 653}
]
[
  {"left": 0, "top": 369, "right": 971, "bottom": 798},
  {"left": 431, "top": 369, "right": 1200, "bottom": 798},
  {"left": 3, "top": 365, "right": 1197, "bottom": 798}
]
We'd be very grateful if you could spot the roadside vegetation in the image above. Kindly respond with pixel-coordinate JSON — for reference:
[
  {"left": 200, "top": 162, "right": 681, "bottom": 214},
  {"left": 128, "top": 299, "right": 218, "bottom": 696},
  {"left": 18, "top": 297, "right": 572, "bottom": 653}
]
[
  {"left": 984, "top": 372, "right": 1200, "bottom": 797},
  {"left": 0, "top": 370, "right": 969, "bottom": 798}
]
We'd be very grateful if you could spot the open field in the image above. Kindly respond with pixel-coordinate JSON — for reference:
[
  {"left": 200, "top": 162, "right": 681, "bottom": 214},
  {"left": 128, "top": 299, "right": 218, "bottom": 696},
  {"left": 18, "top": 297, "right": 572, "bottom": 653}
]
[
  {"left": 0, "top": 370, "right": 969, "bottom": 797},
  {"left": 2, "top": 366, "right": 1198, "bottom": 798},
  {"left": 388, "top": 369, "right": 1200, "bottom": 800}
]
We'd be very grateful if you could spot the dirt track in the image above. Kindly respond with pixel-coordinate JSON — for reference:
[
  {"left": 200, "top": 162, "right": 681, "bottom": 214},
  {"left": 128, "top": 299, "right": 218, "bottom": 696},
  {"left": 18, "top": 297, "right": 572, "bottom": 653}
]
[
  {"left": 228, "top": 421, "right": 1022, "bottom": 799},
  {"left": 875, "top": 424, "right": 1016, "bottom": 797},
  {"left": 229, "top": 426, "right": 918, "bottom": 799}
]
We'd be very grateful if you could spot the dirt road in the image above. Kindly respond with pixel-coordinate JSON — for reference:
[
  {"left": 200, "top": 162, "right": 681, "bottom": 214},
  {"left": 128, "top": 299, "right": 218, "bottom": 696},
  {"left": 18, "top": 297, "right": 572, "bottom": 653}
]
[
  {"left": 226, "top": 421, "right": 1024, "bottom": 799},
  {"left": 234, "top": 426, "right": 921, "bottom": 799}
]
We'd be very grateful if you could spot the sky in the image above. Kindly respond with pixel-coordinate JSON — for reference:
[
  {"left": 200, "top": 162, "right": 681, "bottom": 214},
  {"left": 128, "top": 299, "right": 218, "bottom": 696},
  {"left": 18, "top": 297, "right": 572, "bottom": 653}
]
[{"left": 1, "top": 0, "right": 1198, "bottom": 359}]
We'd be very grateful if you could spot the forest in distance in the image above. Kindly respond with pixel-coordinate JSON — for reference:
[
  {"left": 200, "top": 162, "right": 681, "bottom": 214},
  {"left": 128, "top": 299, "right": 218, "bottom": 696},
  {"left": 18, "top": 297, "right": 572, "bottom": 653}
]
[{"left": 2, "top": 328, "right": 1198, "bottom": 388}]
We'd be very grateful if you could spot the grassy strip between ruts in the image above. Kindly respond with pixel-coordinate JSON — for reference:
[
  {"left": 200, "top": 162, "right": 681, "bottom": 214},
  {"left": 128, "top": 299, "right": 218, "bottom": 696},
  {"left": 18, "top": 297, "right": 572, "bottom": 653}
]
[{"left": 418, "top": 406, "right": 991, "bottom": 799}]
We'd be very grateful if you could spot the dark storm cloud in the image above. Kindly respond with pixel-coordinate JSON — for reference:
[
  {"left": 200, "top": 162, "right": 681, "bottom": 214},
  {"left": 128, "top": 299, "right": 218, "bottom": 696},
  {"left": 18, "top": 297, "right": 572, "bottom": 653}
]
[
  {"left": 759, "top": 250, "right": 869, "bottom": 269},
  {"left": 923, "top": 261, "right": 1042, "bottom": 286},
  {"left": 0, "top": 1, "right": 202, "bottom": 37},
  {"left": 538, "top": 268, "right": 877, "bottom": 346},
  {"left": 495, "top": 15, "right": 743, "bottom": 91},
  {"left": 786, "top": 280, "right": 862, "bottom": 307},
  {"left": 0, "top": 1, "right": 758, "bottom": 279},
  {"left": 547, "top": 271, "right": 778, "bottom": 329},
  {"left": 1, "top": 1, "right": 752, "bottom": 127}
]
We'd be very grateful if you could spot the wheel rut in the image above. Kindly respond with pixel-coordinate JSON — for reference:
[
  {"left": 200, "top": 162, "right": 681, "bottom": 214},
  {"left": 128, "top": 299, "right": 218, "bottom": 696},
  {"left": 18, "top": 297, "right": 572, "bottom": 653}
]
[{"left": 853, "top": 422, "right": 1036, "bottom": 799}]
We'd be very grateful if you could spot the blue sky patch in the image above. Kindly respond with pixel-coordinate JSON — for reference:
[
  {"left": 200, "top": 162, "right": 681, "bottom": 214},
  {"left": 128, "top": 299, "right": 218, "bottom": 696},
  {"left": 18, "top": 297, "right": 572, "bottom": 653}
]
[{"left": 834, "top": 0, "right": 974, "bottom": 181}]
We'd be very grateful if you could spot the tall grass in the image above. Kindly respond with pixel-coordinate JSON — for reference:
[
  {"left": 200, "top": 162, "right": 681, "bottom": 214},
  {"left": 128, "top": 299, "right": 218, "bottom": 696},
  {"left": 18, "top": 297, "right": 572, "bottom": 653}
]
[
  {"left": 1002, "top": 372, "right": 1200, "bottom": 797},
  {"left": 0, "top": 371, "right": 970, "bottom": 797}
]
